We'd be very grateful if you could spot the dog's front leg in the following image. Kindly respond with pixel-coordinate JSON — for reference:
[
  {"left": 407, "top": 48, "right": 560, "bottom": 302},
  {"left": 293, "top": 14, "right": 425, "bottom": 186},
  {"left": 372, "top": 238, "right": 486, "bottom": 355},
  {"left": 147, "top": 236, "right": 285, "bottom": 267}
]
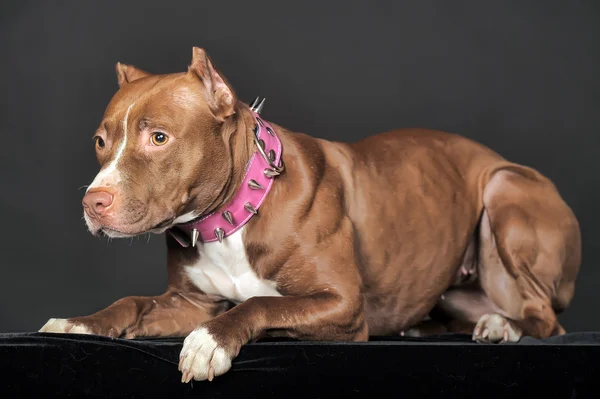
[
  {"left": 179, "top": 288, "right": 366, "bottom": 382},
  {"left": 39, "top": 291, "right": 228, "bottom": 339},
  {"left": 178, "top": 219, "right": 367, "bottom": 383}
]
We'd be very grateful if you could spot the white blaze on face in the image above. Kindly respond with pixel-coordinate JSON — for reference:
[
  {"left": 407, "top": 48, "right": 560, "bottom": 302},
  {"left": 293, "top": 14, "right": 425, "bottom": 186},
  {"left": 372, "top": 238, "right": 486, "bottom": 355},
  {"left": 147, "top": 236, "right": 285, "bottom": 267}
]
[{"left": 86, "top": 102, "right": 136, "bottom": 192}]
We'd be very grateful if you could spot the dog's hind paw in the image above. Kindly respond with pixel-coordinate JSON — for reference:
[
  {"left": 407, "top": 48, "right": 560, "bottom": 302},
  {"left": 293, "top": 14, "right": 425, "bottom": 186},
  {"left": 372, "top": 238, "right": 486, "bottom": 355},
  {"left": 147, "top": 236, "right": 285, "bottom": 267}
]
[{"left": 472, "top": 313, "right": 522, "bottom": 343}]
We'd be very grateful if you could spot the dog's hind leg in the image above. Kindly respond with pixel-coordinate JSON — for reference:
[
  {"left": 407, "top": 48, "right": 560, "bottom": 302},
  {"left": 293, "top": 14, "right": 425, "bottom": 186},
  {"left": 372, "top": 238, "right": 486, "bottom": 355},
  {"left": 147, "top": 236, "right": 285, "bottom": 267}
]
[{"left": 472, "top": 167, "right": 581, "bottom": 343}]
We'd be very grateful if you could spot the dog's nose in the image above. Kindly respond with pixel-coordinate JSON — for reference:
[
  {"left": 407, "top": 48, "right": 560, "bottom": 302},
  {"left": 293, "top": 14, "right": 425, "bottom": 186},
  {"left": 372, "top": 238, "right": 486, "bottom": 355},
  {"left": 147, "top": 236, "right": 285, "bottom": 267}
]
[{"left": 82, "top": 189, "right": 114, "bottom": 219}]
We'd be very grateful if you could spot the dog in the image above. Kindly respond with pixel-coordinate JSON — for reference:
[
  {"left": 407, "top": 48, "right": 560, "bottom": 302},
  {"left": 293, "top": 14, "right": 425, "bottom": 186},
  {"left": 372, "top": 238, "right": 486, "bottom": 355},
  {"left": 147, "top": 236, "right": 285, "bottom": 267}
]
[{"left": 40, "top": 47, "right": 581, "bottom": 382}]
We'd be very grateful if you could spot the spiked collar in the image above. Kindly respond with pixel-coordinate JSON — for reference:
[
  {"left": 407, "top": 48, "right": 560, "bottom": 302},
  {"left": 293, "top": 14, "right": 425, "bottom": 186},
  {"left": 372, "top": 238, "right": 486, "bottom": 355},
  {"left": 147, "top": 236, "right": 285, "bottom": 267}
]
[{"left": 167, "top": 98, "right": 284, "bottom": 247}]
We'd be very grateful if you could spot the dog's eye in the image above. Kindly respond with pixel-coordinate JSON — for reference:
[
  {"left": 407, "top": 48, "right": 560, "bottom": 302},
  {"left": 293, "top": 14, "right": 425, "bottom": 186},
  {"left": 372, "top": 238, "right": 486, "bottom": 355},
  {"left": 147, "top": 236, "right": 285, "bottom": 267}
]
[
  {"left": 151, "top": 132, "right": 169, "bottom": 146},
  {"left": 94, "top": 137, "right": 105, "bottom": 150}
]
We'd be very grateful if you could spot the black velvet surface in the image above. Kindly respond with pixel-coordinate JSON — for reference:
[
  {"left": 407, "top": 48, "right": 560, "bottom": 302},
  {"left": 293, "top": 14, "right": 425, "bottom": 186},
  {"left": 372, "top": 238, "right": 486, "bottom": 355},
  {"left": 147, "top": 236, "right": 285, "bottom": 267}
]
[{"left": 1, "top": 332, "right": 599, "bottom": 398}]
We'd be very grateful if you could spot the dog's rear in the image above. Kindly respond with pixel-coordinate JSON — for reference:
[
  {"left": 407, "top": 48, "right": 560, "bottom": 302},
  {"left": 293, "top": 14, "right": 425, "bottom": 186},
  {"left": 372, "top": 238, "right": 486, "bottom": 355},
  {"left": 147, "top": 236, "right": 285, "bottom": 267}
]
[
  {"left": 432, "top": 162, "right": 580, "bottom": 341},
  {"left": 331, "top": 128, "right": 580, "bottom": 341}
]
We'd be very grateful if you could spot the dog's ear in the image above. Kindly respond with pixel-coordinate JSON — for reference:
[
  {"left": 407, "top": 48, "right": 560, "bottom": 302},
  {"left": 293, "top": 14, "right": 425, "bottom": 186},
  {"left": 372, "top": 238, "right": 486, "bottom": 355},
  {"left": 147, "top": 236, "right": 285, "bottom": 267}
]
[
  {"left": 188, "top": 47, "right": 236, "bottom": 120},
  {"left": 115, "top": 62, "right": 152, "bottom": 87}
]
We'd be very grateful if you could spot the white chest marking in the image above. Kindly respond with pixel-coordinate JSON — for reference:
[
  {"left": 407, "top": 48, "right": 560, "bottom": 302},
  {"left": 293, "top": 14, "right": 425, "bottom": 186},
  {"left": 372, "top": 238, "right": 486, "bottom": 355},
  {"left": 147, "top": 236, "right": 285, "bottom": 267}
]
[{"left": 184, "top": 227, "right": 281, "bottom": 303}]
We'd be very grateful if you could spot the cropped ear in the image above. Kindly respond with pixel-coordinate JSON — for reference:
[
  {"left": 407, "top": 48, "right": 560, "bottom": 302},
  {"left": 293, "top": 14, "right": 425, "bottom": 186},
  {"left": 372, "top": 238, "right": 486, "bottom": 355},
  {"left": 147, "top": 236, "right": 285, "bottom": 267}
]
[
  {"left": 188, "top": 47, "right": 236, "bottom": 120},
  {"left": 115, "top": 62, "right": 153, "bottom": 87}
]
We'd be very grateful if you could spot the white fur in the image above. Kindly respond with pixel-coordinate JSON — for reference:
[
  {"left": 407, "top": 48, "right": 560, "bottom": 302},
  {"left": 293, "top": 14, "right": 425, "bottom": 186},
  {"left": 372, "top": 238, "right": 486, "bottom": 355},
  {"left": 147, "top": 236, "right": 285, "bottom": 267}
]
[
  {"left": 172, "top": 211, "right": 200, "bottom": 225},
  {"left": 473, "top": 313, "right": 522, "bottom": 343},
  {"left": 179, "top": 327, "right": 232, "bottom": 382},
  {"left": 39, "top": 318, "right": 92, "bottom": 335},
  {"left": 184, "top": 226, "right": 281, "bottom": 304},
  {"left": 86, "top": 102, "right": 135, "bottom": 192}
]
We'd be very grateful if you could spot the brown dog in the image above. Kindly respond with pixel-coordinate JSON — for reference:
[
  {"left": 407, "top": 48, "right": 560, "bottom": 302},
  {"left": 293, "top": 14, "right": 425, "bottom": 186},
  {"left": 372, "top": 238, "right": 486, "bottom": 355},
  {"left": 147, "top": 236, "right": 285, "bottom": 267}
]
[{"left": 40, "top": 47, "right": 581, "bottom": 382}]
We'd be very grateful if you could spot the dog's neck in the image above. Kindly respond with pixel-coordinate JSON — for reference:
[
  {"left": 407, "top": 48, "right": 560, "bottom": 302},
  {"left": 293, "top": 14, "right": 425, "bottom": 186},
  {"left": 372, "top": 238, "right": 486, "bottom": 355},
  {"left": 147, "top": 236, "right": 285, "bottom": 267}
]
[{"left": 168, "top": 102, "right": 284, "bottom": 247}]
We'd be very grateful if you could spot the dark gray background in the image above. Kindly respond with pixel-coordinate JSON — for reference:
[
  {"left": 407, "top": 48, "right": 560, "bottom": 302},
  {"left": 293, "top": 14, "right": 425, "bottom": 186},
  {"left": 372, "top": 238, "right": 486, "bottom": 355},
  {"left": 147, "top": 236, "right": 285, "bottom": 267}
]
[{"left": 1, "top": 0, "right": 598, "bottom": 333}]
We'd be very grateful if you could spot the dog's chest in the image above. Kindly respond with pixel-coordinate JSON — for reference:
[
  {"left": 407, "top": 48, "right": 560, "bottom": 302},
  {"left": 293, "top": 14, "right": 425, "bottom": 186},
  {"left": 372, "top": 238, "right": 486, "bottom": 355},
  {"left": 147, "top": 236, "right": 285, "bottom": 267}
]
[{"left": 183, "top": 227, "right": 281, "bottom": 303}]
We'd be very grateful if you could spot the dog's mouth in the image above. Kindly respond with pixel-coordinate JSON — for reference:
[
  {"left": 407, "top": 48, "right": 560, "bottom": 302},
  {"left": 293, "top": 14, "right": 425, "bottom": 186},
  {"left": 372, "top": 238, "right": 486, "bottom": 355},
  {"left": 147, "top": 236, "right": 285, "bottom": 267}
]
[
  {"left": 97, "top": 227, "right": 139, "bottom": 239},
  {"left": 85, "top": 201, "right": 199, "bottom": 238},
  {"left": 152, "top": 217, "right": 177, "bottom": 230},
  {"left": 96, "top": 215, "right": 177, "bottom": 238}
]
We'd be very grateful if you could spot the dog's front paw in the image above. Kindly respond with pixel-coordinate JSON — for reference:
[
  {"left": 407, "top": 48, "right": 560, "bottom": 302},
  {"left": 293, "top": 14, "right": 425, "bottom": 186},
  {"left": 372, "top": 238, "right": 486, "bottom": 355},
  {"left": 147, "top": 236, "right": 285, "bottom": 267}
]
[
  {"left": 178, "top": 327, "right": 236, "bottom": 383},
  {"left": 39, "top": 318, "right": 93, "bottom": 335}
]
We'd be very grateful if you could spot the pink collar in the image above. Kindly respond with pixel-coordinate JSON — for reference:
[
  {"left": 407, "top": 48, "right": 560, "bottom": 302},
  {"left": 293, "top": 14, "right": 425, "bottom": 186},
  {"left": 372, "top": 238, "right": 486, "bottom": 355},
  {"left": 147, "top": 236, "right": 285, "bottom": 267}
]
[{"left": 167, "top": 108, "right": 284, "bottom": 247}]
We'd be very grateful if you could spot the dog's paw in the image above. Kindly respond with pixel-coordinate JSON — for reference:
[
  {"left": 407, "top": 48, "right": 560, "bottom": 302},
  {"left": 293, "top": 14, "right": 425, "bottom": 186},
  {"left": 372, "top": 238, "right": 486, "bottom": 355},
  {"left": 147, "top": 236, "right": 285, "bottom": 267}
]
[
  {"left": 472, "top": 313, "right": 522, "bottom": 343},
  {"left": 179, "top": 327, "right": 233, "bottom": 383},
  {"left": 39, "top": 318, "right": 92, "bottom": 334}
]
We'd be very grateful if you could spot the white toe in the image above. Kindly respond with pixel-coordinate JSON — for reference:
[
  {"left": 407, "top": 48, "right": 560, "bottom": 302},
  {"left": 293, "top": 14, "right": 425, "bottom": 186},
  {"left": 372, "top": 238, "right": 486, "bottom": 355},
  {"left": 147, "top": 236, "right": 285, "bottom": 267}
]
[
  {"left": 473, "top": 313, "right": 522, "bottom": 343},
  {"left": 39, "top": 318, "right": 92, "bottom": 334},
  {"left": 179, "top": 327, "right": 232, "bottom": 382}
]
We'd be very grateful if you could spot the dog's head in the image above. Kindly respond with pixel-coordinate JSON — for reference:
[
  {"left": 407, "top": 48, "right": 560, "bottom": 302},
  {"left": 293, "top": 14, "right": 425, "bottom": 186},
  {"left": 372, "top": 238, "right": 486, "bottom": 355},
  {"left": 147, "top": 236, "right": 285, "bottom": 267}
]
[{"left": 82, "top": 47, "right": 244, "bottom": 238}]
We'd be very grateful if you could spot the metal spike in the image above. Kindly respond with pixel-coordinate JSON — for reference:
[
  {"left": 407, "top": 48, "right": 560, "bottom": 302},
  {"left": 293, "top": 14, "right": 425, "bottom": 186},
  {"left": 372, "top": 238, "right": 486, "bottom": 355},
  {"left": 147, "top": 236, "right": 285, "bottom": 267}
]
[
  {"left": 254, "top": 98, "right": 266, "bottom": 114},
  {"left": 264, "top": 168, "right": 280, "bottom": 178},
  {"left": 266, "top": 127, "right": 275, "bottom": 136},
  {"left": 214, "top": 227, "right": 225, "bottom": 243},
  {"left": 257, "top": 139, "right": 265, "bottom": 150},
  {"left": 249, "top": 97, "right": 260, "bottom": 109},
  {"left": 248, "top": 179, "right": 264, "bottom": 190},
  {"left": 257, "top": 118, "right": 265, "bottom": 127},
  {"left": 222, "top": 210, "right": 234, "bottom": 225},
  {"left": 191, "top": 229, "right": 199, "bottom": 247},
  {"left": 269, "top": 149, "right": 276, "bottom": 162},
  {"left": 244, "top": 202, "right": 258, "bottom": 215}
]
